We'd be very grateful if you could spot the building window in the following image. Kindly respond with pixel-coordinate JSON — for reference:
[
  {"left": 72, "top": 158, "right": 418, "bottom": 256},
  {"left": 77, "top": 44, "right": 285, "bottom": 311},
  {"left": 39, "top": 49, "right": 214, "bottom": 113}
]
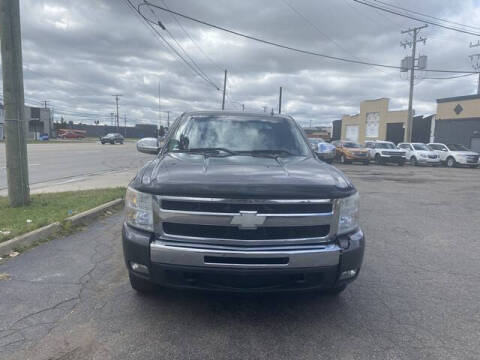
[
  {"left": 30, "top": 107, "right": 40, "bottom": 119},
  {"left": 365, "top": 112, "right": 379, "bottom": 138},
  {"left": 345, "top": 125, "right": 359, "bottom": 143}
]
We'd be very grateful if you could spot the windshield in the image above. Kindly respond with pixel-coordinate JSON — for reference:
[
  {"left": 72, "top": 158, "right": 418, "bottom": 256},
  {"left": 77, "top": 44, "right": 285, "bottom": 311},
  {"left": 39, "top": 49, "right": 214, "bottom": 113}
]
[
  {"left": 447, "top": 144, "right": 470, "bottom": 151},
  {"left": 167, "top": 115, "right": 310, "bottom": 156},
  {"left": 343, "top": 142, "right": 361, "bottom": 148},
  {"left": 413, "top": 143, "right": 429, "bottom": 151},
  {"left": 376, "top": 142, "right": 396, "bottom": 149}
]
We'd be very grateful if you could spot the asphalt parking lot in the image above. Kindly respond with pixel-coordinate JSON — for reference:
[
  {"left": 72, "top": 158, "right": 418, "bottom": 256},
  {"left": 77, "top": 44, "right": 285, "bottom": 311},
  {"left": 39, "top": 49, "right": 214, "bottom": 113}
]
[{"left": 1, "top": 163, "right": 479, "bottom": 359}]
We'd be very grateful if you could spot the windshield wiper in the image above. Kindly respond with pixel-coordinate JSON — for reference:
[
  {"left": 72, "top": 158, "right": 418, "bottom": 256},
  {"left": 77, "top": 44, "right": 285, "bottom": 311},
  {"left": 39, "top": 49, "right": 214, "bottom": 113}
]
[
  {"left": 180, "top": 147, "right": 238, "bottom": 156},
  {"left": 244, "top": 149, "right": 296, "bottom": 158}
]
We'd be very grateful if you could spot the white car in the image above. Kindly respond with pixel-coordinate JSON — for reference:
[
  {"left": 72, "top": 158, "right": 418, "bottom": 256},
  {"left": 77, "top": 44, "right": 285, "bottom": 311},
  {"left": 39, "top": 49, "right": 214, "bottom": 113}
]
[
  {"left": 427, "top": 143, "right": 479, "bottom": 168},
  {"left": 397, "top": 142, "right": 441, "bottom": 166},
  {"left": 365, "top": 140, "right": 406, "bottom": 165}
]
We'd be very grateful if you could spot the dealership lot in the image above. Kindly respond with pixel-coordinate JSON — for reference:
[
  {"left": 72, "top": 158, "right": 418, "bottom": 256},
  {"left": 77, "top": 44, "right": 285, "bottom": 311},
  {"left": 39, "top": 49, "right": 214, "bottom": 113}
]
[{"left": 1, "top": 163, "right": 479, "bottom": 359}]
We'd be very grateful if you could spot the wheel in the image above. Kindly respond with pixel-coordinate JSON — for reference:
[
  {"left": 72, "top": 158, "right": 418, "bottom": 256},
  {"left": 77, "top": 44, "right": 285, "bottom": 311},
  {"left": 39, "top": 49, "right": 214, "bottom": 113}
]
[
  {"left": 340, "top": 155, "right": 351, "bottom": 164},
  {"left": 110, "top": 140, "right": 115, "bottom": 145},
  {"left": 324, "top": 284, "right": 347, "bottom": 295},
  {"left": 446, "top": 156, "right": 456, "bottom": 168},
  {"left": 374, "top": 154, "right": 383, "bottom": 165},
  {"left": 411, "top": 156, "right": 418, "bottom": 166},
  {"left": 363, "top": 160, "right": 369, "bottom": 165},
  {"left": 129, "top": 273, "right": 156, "bottom": 293},
  {"left": 101, "top": 141, "right": 105, "bottom": 145},
  {"left": 120, "top": 141, "right": 124, "bottom": 145}
]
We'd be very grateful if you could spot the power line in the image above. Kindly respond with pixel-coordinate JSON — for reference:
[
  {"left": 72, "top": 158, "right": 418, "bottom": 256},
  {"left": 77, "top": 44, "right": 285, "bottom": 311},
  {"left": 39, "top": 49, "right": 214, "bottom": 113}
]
[
  {"left": 159, "top": 0, "right": 224, "bottom": 72},
  {"left": 424, "top": 73, "right": 477, "bottom": 80},
  {"left": 353, "top": 0, "right": 480, "bottom": 37},
  {"left": 372, "top": 0, "right": 480, "bottom": 32},
  {"left": 124, "top": 0, "right": 220, "bottom": 90},
  {"left": 281, "top": 0, "right": 387, "bottom": 74},
  {"left": 140, "top": 3, "right": 220, "bottom": 89},
  {"left": 143, "top": 1, "right": 477, "bottom": 74}
]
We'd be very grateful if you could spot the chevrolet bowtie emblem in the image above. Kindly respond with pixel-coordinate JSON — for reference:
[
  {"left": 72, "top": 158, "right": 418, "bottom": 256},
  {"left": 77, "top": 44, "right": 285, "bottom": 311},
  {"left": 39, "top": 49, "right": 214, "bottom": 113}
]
[{"left": 230, "top": 211, "right": 266, "bottom": 229}]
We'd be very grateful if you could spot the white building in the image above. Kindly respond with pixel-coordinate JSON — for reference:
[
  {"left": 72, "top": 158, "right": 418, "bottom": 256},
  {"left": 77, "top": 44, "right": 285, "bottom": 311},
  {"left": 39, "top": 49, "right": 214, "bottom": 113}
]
[{"left": 0, "top": 104, "right": 53, "bottom": 140}]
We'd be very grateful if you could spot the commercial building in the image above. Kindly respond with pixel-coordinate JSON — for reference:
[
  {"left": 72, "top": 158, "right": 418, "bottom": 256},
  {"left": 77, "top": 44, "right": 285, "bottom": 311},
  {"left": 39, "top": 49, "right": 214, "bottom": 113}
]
[
  {"left": 434, "top": 94, "right": 480, "bottom": 153},
  {"left": 25, "top": 106, "right": 53, "bottom": 139},
  {"left": 339, "top": 98, "right": 433, "bottom": 144},
  {"left": 0, "top": 104, "right": 53, "bottom": 140},
  {"left": 341, "top": 98, "right": 409, "bottom": 144}
]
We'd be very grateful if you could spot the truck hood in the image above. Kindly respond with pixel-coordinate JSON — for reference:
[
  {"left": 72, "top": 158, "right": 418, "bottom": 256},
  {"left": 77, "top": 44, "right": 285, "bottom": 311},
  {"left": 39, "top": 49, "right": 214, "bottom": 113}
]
[{"left": 132, "top": 153, "right": 355, "bottom": 199}]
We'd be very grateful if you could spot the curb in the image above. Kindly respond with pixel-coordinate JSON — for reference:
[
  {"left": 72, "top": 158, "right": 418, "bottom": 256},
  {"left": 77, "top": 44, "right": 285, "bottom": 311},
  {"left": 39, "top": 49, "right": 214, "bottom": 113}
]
[
  {"left": 0, "top": 222, "right": 61, "bottom": 256},
  {"left": 0, "top": 198, "right": 124, "bottom": 257},
  {"left": 65, "top": 198, "right": 124, "bottom": 226}
]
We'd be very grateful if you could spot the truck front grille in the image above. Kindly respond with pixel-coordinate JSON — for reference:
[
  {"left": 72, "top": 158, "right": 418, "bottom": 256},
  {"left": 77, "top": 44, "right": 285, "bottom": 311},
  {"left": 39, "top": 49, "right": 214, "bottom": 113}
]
[
  {"left": 155, "top": 196, "right": 337, "bottom": 246},
  {"left": 163, "top": 223, "right": 330, "bottom": 241},
  {"left": 161, "top": 199, "right": 332, "bottom": 214}
]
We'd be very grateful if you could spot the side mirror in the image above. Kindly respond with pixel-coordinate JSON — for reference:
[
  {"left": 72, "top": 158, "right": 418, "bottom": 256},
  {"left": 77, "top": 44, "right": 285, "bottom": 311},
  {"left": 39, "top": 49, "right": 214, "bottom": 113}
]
[{"left": 136, "top": 137, "right": 160, "bottom": 154}]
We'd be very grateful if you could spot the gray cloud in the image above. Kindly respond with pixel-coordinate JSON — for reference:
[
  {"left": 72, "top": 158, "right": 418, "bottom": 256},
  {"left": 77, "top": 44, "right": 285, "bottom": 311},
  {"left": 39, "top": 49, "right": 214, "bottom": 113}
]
[{"left": 1, "top": 0, "right": 478, "bottom": 127}]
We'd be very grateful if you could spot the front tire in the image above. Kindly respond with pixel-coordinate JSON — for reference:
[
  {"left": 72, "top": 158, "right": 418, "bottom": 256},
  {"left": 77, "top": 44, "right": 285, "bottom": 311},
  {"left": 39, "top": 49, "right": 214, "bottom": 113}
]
[
  {"left": 375, "top": 154, "right": 383, "bottom": 165},
  {"left": 411, "top": 156, "right": 418, "bottom": 166},
  {"left": 446, "top": 156, "right": 456, "bottom": 168},
  {"left": 129, "top": 273, "right": 156, "bottom": 293}
]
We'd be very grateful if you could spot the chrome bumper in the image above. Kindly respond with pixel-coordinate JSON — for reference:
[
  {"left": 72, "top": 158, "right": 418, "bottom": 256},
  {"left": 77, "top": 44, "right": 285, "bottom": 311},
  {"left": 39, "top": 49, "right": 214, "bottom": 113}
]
[{"left": 150, "top": 241, "right": 341, "bottom": 269}]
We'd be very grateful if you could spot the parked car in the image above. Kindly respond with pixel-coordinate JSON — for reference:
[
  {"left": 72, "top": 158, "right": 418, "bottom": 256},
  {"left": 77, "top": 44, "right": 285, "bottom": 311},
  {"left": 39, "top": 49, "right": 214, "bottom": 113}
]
[
  {"left": 308, "top": 137, "right": 336, "bottom": 163},
  {"left": 365, "top": 140, "right": 406, "bottom": 165},
  {"left": 124, "top": 111, "right": 364, "bottom": 293},
  {"left": 427, "top": 143, "right": 479, "bottom": 168},
  {"left": 38, "top": 133, "right": 49, "bottom": 141},
  {"left": 332, "top": 140, "right": 369, "bottom": 165},
  {"left": 100, "top": 133, "right": 124, "bottom": 144},
  {"left": 58, "top": 129, "right": 86, "bottom": 139},
  {"left": 397, "top": 142, "right": 441, "bottom": 166}
]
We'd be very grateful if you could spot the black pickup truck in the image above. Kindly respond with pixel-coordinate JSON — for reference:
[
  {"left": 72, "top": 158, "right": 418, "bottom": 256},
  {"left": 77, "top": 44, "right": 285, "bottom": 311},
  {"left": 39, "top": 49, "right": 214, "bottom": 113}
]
[{"left": 123, "top": 111, "right": 364, "bottom": 293}]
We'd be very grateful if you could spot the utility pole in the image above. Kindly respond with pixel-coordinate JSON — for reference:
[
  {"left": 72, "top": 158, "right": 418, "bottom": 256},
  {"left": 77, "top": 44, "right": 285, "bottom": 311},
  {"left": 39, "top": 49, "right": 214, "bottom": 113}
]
[
  {"left": 469, "top": 40, "right": 480, "bottom": 94},
  {"left": 242, "top": 104, "right": 245, "bottom": 112},
  {"left": 0, "top": 0, "right": 30, "bottom": 206},
  {"left": 166, "top": 111, "right": 170, "bottom": 128},
  {"left": 263, "top": 106, "right": 268, "bottom": 113},
  {"left": 124, "top": 113, "right": 127, "bottom": 137},
  {"left": 110, "top": 112, "right": 115, "bottom": 127},
  {"left": 112, "top": 94, "right": 122, "bottom": 131},
  {"left": 278, "top": 86, "right": 283, "bottom": 114},
  {"left": 222, "top": 69, "right": 227, "bottom": 110},
  {"left": 401, "top": 24, "right": 427, "bottom": 142}
]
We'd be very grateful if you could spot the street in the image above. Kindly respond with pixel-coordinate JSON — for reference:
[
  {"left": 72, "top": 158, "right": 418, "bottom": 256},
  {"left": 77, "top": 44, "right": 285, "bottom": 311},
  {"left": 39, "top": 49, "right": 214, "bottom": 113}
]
[
  {"left": 1, "top": 164, "right": 479, "bottom": 359},
  {"left": 0, "top": 142, "right": 151, "bottom": 194}
]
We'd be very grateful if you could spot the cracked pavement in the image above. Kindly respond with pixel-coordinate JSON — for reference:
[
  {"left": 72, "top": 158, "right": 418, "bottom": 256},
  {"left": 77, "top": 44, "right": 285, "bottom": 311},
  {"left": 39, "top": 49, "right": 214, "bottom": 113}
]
[{"left": 0, "top": 164, "right": 479, "bottom": 359}]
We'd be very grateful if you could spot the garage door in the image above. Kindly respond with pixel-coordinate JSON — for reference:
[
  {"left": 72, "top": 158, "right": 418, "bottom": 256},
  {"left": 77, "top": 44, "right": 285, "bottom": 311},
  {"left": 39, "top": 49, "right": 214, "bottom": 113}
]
[
  {"left": 386, "top": 123, "right": 405, "bottom": 144},
  {"left": 470, "top": 137, "right": 480, "bottom": 153}
]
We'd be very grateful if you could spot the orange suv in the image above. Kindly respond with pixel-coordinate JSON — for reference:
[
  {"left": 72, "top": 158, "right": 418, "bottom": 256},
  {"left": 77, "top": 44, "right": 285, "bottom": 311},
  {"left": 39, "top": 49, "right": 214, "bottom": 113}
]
[{"left": 332, "top": 141, "right": 370, "bottom": 165}]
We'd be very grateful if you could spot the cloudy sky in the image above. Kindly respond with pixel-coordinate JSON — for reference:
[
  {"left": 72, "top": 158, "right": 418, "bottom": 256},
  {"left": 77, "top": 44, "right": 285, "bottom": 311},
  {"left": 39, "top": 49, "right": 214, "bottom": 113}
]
[{"left": 4, "top": 0, "right": 480, "bottom": 127}]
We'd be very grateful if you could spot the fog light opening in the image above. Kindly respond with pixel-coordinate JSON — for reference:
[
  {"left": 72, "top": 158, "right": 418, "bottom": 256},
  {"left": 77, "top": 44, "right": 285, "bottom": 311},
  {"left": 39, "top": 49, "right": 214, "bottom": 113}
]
[
  {"left": 130, "top": 261, "right": 149, "bottom": 275},
  {"left": 338, "top": 236, "right": 350, "bottom": 249},
  {"left": 339, "top": 269, "right": 357, "bottom": 280}
]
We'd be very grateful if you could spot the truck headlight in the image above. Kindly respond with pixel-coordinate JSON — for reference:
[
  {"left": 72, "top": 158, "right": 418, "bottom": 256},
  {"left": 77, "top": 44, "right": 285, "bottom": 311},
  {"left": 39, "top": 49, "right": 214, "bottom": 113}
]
[
  {"left": 125, "top": 187, "right": 154, "bottom": 232},
  {"left": 337, "top": 192, "right": 359, "bottom": 235}
]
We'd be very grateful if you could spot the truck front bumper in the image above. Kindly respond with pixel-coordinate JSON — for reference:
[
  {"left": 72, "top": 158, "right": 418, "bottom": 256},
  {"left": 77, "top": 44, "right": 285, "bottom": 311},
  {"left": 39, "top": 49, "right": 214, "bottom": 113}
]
[{"left": 122, "top": 223, "right": 365, "bottom": 292}]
